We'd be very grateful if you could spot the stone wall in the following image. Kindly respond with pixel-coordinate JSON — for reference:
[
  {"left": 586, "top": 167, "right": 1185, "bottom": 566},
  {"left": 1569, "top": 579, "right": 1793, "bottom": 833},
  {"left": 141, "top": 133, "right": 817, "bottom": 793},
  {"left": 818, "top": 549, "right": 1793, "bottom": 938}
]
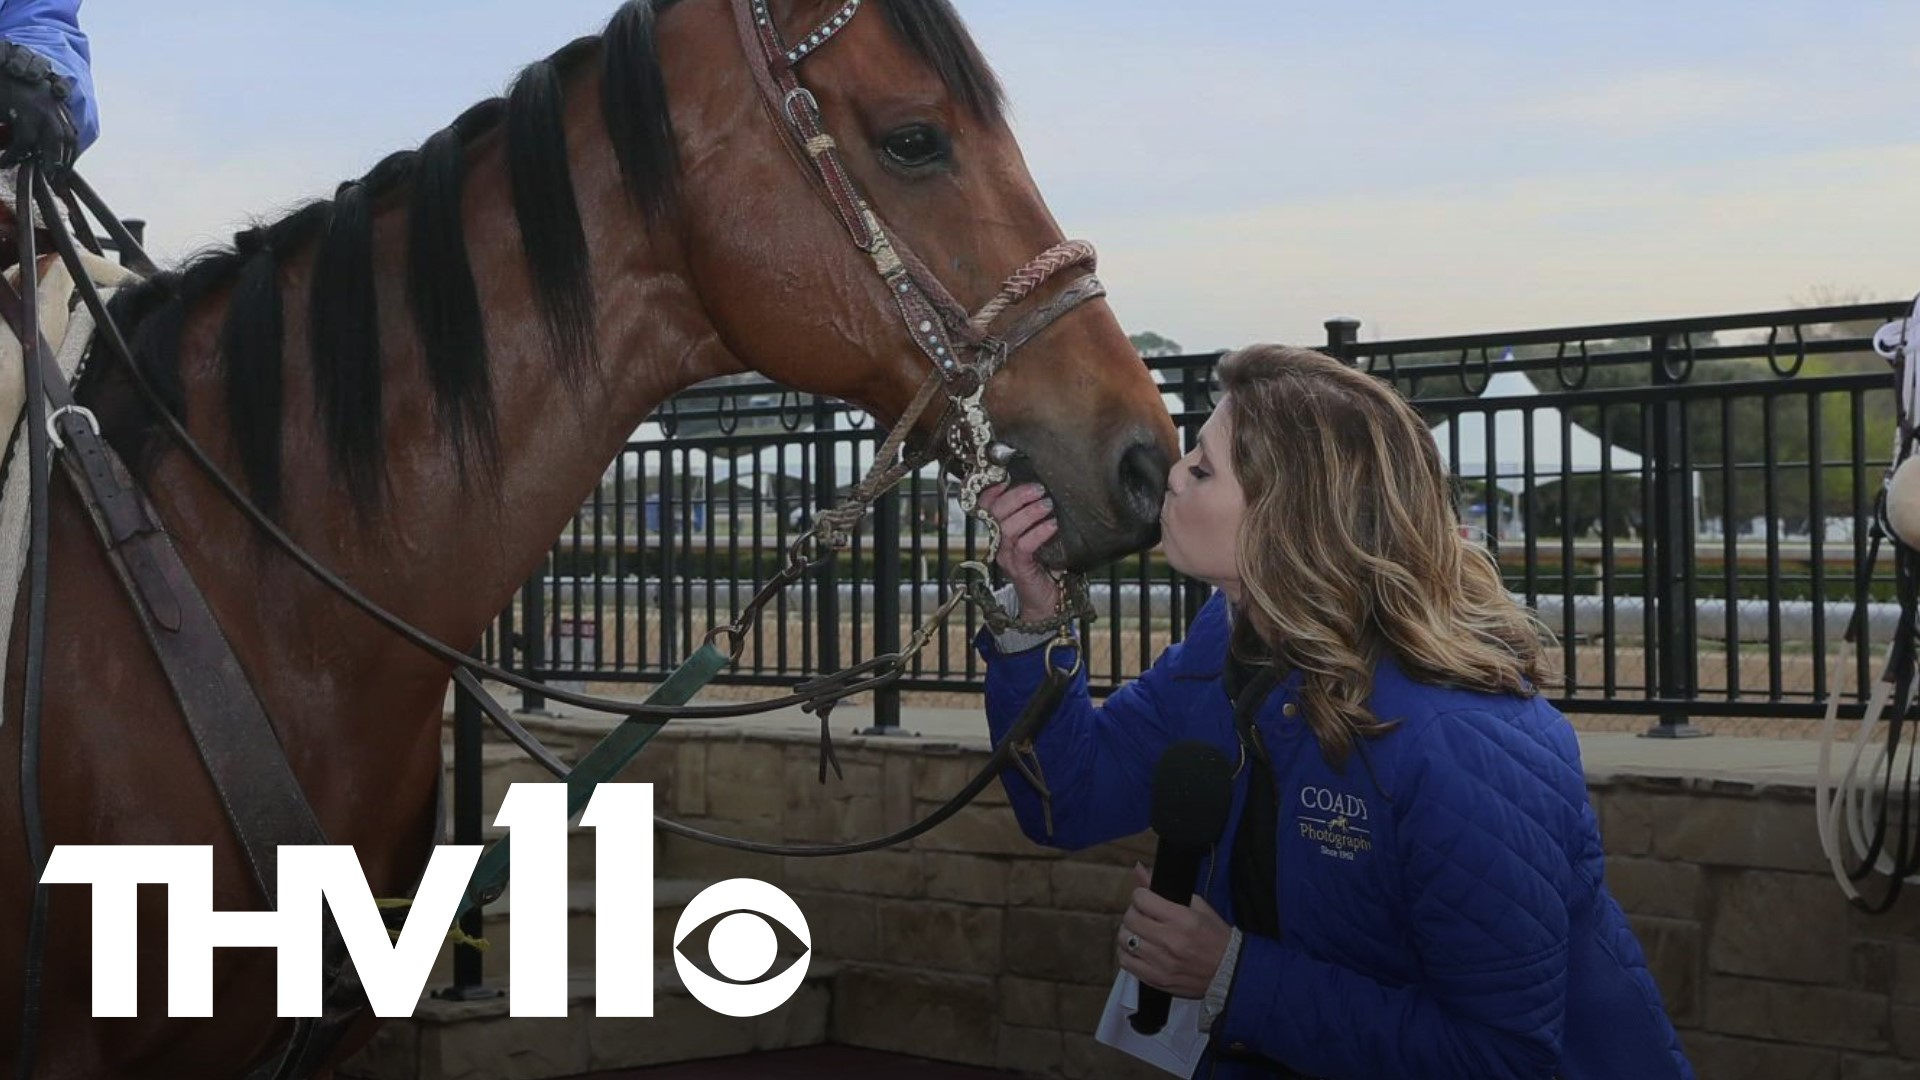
[
  {"left": 1590, "top": 773, "right": 1920, "bottom": 1079},
  {"left": 631, "top": 723, "right": 1920, "bottom": 1079}
]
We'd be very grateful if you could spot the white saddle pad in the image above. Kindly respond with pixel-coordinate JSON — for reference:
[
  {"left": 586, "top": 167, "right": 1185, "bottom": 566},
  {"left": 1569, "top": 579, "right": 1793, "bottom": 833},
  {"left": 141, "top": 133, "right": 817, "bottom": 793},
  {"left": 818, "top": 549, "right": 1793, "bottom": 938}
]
[{"left": 0, "top": 251, "right": 136, "bottom": 712}]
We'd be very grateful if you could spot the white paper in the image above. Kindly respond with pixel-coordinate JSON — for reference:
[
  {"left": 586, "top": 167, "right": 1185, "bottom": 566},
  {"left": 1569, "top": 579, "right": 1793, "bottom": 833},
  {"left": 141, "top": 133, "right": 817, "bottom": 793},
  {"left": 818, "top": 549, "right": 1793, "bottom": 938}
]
[{"left": 1092, "top": 970, "right": 1209, "bottom": 1078}]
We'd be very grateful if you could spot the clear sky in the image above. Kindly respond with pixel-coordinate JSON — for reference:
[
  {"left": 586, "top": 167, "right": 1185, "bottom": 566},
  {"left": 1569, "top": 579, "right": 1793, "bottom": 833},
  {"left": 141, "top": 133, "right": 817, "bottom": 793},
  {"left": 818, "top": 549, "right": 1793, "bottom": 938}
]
[{"left": 79, "top": 1, "right": 1919, "bottom": 352}]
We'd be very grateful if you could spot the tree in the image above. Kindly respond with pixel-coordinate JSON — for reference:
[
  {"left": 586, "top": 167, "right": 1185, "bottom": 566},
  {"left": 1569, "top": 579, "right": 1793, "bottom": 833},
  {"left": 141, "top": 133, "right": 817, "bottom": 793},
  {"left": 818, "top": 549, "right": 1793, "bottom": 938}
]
[{"left": 1129, "top": 331, "right": 1184, "bottom": 358}]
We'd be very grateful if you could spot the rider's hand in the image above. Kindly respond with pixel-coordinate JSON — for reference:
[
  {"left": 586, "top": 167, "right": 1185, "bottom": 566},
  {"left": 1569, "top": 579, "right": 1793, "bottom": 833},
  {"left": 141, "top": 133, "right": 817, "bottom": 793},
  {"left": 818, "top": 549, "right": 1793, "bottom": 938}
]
[
  {"left": 979, "top": 482, "right": 1063, "bottom": 617},
  {"left": 0, "top": 42, "right": 77, "bottom": 178}
]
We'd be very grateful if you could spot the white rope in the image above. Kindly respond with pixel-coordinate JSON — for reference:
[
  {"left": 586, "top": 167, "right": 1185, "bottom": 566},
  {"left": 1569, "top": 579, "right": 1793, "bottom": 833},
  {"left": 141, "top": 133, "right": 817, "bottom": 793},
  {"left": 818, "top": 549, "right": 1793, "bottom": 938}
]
[{"left": 1817, "top": 293, "right": 1920, "bottom": 898}]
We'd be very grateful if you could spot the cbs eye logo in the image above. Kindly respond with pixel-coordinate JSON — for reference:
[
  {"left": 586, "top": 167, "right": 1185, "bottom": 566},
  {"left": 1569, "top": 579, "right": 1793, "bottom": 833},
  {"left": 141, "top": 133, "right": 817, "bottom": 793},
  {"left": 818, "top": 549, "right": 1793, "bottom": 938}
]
[{"left": 671, "top": 878, "right": 812, "bottom": 1016}]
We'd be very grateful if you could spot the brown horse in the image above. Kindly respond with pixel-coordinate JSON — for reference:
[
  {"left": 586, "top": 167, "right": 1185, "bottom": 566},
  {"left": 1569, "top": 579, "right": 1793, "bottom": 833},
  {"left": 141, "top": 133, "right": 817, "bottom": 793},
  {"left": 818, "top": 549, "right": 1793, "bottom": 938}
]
[{"left": 0, "top": 0, "right": 1176, "bottom": 1076}]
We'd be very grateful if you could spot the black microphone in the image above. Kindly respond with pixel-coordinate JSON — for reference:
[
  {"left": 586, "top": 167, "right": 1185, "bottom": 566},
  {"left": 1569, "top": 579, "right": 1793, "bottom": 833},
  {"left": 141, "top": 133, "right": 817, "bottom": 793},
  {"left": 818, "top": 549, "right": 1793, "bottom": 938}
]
[{"left": 1130, "top": 740, "right": 1235, "bottom": 1036}]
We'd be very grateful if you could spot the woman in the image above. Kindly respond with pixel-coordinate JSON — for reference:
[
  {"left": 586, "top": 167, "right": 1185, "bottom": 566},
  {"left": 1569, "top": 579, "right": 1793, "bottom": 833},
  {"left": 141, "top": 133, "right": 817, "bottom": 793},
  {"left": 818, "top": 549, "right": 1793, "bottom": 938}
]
[{"left": 977, "top": 345, "right": 1692, "bottom": 1079}]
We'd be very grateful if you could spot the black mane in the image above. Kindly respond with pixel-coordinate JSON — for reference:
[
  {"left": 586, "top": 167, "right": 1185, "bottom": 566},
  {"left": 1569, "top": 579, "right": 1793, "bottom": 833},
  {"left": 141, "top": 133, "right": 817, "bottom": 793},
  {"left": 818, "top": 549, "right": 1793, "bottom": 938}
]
[{"left": 80, "top": 0, "right": 1004, "bottom": 519}]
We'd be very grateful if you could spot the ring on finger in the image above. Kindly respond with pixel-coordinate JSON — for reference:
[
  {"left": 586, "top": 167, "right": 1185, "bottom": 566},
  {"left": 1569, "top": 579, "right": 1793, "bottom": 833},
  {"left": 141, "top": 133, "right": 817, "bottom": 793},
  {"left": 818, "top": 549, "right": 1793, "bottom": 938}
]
[{"left": 1124, "top": 933, "right": 1141, "bottom": 955}]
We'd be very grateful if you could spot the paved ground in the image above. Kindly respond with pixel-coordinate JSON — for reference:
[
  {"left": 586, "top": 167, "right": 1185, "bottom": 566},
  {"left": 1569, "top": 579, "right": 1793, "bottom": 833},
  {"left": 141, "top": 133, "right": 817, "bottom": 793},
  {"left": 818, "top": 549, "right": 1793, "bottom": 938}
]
[{"left": 583, "top": 1047, "right": 1019, "bottom": 1078}]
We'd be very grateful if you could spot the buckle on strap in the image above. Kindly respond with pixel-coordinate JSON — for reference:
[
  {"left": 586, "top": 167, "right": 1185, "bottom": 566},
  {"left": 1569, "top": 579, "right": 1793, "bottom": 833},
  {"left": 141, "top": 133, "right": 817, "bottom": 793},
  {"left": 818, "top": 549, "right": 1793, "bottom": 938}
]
[
  {"left": 782, "top": 86, "right": 820, "bottom": 130},
  {"left": 46, "top": 403, "right": 99, "bottom": 450}
]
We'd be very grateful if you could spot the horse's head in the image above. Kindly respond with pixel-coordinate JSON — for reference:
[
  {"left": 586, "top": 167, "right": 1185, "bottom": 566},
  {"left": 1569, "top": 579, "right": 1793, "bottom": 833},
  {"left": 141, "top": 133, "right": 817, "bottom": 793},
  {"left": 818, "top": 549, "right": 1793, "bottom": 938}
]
[{"left": 665, "top": 0, "right": 1177, "bottom": 570}]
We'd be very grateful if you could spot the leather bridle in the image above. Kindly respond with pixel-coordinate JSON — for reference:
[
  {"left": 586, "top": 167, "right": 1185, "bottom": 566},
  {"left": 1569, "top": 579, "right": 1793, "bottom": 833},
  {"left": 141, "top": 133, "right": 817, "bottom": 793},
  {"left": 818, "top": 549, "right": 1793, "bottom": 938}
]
[{"left": 734, "top": 0, "right": 1111, "bottom": 548}]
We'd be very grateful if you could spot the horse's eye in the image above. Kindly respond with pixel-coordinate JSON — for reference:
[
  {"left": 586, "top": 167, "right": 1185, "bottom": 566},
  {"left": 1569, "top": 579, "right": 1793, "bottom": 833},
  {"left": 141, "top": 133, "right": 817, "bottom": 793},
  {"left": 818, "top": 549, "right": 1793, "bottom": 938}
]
[{"left": 880, "top": 124, "right": 949, "bottom": 169}]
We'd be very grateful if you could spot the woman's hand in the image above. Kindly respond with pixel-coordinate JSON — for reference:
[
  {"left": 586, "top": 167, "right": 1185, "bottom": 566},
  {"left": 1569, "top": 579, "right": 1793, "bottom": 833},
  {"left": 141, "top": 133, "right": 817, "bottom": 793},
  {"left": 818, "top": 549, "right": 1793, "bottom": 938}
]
[
  {"left": 978, "top": 481, "right": 1062, "bottom": 617},
  {"left": 1116, "top": 863, "right": 1233, "bottom": 999}
]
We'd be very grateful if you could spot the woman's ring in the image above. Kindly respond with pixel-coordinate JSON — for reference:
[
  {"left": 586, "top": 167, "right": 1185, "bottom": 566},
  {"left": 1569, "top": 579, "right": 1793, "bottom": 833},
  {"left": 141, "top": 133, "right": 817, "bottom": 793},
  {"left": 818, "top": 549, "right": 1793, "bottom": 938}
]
[{"left": 1124, "top": 933, "right": 1141, "bottom": 954}]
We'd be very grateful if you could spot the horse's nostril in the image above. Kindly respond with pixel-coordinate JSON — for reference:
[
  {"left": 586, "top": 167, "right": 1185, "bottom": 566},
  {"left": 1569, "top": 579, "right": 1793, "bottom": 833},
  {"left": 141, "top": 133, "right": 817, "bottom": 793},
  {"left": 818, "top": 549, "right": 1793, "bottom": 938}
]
[{"left": 1118, "top": 439, "right": 1171, "bottom": 524}]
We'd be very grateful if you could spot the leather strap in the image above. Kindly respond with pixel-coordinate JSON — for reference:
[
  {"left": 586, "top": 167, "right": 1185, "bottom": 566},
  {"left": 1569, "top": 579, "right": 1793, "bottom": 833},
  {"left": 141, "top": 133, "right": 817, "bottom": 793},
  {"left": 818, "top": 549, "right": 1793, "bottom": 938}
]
[
  {"left": 732, "top": 0, "right": 1113, "bottom": 411},
  {"left": 985, "top": 274, "right": 1109, "bottom": 377},
  {"left": 735, "top": 0, "right": 991, "bottom": 385},
  {"left": 3, "top": 176, "right": 370, "bottom": 1080}
]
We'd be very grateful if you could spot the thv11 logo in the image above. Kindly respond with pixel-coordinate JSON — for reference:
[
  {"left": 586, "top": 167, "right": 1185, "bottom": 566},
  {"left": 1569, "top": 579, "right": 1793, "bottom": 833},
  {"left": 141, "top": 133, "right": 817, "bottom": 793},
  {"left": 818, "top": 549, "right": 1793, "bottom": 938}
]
[{"left": 40, "top": 783, "right": 811, "bottom": 1019}]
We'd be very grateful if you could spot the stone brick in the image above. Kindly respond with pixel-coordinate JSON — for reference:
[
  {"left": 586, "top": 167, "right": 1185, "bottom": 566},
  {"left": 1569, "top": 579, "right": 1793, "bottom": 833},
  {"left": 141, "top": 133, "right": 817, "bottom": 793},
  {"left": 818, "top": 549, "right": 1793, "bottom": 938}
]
[
  {"left": 338, "top": 1020, "right": 418, "bottom": 1079},
  {"left": 617, "top": 739, "right": 677, "bottom": 788},
  {"left": 917, "top": 802, "right": 1049, "bottom": 857},
  {"left": 1051, "top": 862, "right": 1134, "bottom": 913},
  {"left": 581, "top": 975, "right": 830, "bottom": 1070},
  {"left": 1059, "top": 981, "right": 1114, "bottom": 1031},
  {"left": 884, "top": 753, "right": 917, "bottom": 840},
  {"left": 1597, "top": 789, "right": 1663, "bottom": 856},
  {"left": 657, "top": 826, "right": 785, "bottom": 884},
  {"left": 1010, "top": 860, "right": 1054, "bottom": 906},
  {"left": 753, "top": 976, "right": 833, "bottom": 1051},
  {"left": 1062, "top": 1031, "right": 1167, "bottom": 1080},
  {"left": 1607, "top": 856, "right": 1706, "bottom": 920},
  {"left": 1852, "top": 895, "right": 1920, "bottom": 944},
  {"left": 1073, "top": 830, "right": 1158, "bottom": 868},
  {"left": 786, "top": 889, "right": 879, "bottom": 963},
  {"left": 433, "top": 1011, "right": 590, "bottom": 1080},
  {"left": 1006, "top": 908, "right": 1122, "bottom": 986},
  {"left": 1898, "top": 1007, "right": 1920, "bottom": 1061},
  {"left": 926, "top": 853, "right": 1010, "bottom": 906},
  {"left": 793, "top": 791, "right": 889, "bottom": 844},
  {"left": 1632, "top": 915, "right": 1702, "bottom": 1025},
  {"left": 703, "top": 740, "right": 787, "bottom": 822},
  {"left": 1856, "top": 942, "right": 1896, "bottom": 996},
  {"left": 996, "top": 1024, "right": 1064, "bottom": 1075},
  {"left": 999, "top": 975, "right": 1059, "bottom": 1029},
  {"left": 1708, "top": 872, "right": 1849, "bottom": 985},
  {"left": 783, "top": 850, "right": 922, "bottom": 898},
  {"left": 1705, "top": 977, "right": 1892, "bottom": 1052},
  {"left": 831, "top": 967, "right": 999, "bottom": 1067},
  {"left": 1844, "top": 1057, "right": 1920, "bottom": 1080},
  {"left": 1894, "top": 945, "right": 1920, "bottom": 1006},
  {"left": 1655, "top": 794, "right": 1827, "bottom": 873},
  {"left": 783, "top": 756, "right": 884, "bottom": 842},
  {"left": 672, "top": 740, "right": 707, "bottom": 817},
  {"left": 1681, "top": 1032, "right": 1839, "bottom": 1080},
  {"left": 878, "top": 899, "right": 1004, "bottom": 975},
  {"left": 916, "top": 753, "right": 1008, "bottom": 805}
]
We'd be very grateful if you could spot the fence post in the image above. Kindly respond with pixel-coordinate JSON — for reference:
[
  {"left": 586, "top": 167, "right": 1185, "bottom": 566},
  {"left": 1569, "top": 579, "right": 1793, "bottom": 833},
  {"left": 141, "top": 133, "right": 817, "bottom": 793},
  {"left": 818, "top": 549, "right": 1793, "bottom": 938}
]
[
  {"left": 1177, "top": 362, "right": 1213, "bottom": 625},
  {"left": 1324, "top": 317, "right": 1361, "bottom": 364},
  {"left": 435, "top": 676, "right": 501, "bottom": 1001},
  {"left": 519, "top": 570, "right": 547, "bottom": 715},
  {"left": 863, "top": 480, "right": 904, "bottom": 733},
  {"left": 813, "top": 399, "right": 842, "bottom": 680},
  {"left": 1645, "top": 332, "right": 1705, "bottom": 738},
  {"left": 659, "top": 447, "right": 680, "bottom": 668}
]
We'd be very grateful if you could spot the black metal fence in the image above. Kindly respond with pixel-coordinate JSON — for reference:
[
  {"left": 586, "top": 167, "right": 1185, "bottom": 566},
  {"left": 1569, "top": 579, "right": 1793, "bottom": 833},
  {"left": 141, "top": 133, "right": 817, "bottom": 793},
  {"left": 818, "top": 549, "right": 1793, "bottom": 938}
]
[{"left": 483, "top": 300, "right": 1911, "bottom": 731}]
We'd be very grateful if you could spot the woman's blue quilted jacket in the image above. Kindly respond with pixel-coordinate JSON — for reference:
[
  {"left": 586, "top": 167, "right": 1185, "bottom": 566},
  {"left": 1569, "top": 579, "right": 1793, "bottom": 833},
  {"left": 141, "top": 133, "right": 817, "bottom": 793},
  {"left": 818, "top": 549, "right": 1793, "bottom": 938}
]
[{"left": 980, "top": 592, "right": 1693, "bottom": 1080}]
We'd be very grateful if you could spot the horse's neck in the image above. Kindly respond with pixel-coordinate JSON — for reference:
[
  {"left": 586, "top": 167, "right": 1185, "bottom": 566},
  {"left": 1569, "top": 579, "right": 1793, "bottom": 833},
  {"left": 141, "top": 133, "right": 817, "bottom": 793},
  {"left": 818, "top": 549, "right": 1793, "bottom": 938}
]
[{"left": 155, "top": 128, "right": 741, "bottom": 749}]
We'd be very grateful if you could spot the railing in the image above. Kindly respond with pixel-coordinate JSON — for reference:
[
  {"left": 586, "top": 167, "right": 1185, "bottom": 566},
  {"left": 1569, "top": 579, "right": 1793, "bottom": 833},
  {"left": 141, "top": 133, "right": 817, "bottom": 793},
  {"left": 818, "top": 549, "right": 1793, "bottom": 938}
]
[{"left": 483, "top": 301, "right": 1910, "bottom": 733}]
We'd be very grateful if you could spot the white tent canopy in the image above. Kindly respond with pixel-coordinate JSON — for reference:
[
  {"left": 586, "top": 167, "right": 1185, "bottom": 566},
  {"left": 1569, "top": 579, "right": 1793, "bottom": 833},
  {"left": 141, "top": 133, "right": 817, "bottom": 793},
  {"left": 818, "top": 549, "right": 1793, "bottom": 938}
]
[
  {"left": 724, "top": 437, "right": 946, "bottom": 490},
  {"left": 614, "top": 414, "right": 945, "bottom": 490},
  {"left": 1429, "top": 371, "right": 1646, "bottom": 494},
  {"left": 609, "top": 422, "right": 728, "bottom": 483}
]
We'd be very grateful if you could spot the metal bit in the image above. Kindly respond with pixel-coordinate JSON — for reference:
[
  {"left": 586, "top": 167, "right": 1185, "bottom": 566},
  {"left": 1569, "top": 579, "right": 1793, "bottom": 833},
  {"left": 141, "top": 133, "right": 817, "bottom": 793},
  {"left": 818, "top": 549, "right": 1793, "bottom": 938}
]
[{"left": 986, "top": 441, "right": 1019, "bottom": 466}]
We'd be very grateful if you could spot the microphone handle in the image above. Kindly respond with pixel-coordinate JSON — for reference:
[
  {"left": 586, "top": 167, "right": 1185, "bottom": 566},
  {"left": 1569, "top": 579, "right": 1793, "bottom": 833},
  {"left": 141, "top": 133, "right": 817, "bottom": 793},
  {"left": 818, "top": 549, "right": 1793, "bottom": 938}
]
[{"left": 1129, "top": 840, "right": 1206, "bottom": 1035}]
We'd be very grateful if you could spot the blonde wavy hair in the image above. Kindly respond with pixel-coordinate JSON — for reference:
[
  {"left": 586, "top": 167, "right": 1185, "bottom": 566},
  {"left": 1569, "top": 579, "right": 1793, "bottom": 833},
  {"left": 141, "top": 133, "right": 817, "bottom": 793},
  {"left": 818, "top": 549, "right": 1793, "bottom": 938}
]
[{"left": 1218, "top": 345, "right": 1552, "bottom": 764}]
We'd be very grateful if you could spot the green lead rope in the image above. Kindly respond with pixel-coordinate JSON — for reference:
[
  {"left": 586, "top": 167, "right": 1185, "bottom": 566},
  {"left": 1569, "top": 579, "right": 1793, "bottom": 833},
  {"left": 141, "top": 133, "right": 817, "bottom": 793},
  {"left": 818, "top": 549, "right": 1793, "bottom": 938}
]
[{"left": 455, "top": 643, "right": 733, "bottom": 920}]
